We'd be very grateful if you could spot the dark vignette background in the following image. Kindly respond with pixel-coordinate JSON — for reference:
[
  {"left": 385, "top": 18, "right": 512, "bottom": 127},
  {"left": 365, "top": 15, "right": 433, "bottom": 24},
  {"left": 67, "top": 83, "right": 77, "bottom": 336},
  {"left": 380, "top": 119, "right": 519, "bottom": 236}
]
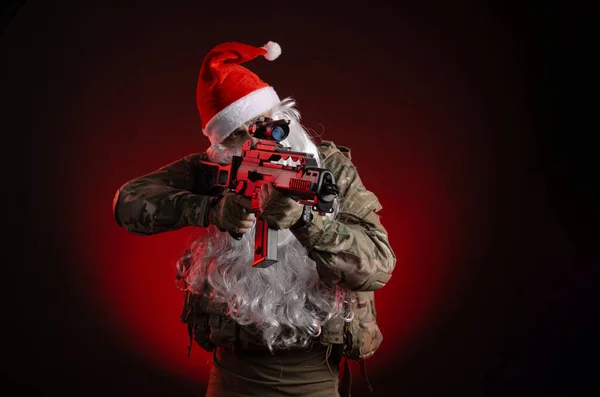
[{"left": 1, "top": 1, "right": 597, "bottom": 396}]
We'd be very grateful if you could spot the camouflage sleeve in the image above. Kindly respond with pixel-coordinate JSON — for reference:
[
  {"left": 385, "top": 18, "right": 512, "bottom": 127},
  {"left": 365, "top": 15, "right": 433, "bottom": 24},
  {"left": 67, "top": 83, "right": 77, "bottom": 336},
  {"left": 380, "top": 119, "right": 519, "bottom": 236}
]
[
  {"left": 112, "top": 153, "right": 217, "bottom": 236},
  {"left": 291, "top": 143, "right": 396, "bottom": 292}
]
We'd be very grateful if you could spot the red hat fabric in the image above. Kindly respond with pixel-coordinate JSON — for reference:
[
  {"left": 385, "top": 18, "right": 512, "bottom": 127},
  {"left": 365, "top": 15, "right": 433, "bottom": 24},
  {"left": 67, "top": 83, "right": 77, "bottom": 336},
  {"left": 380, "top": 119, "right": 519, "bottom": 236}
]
[{"left": 197, "top": 41, "right": 282, "bottom": 145}]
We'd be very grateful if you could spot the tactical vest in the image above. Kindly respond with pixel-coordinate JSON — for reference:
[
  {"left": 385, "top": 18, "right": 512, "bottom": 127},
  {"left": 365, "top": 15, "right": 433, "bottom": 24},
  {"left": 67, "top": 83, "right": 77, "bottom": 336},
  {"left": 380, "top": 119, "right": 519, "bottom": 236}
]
[
  {"left": 179, "top": 285, "right": 381, "bottom": 360},
  {"left": 179, "top": 141, "right": 383, "bottom": 394},
  {"left": 179, "top": 284, "right": 381, "bottom": 395}
]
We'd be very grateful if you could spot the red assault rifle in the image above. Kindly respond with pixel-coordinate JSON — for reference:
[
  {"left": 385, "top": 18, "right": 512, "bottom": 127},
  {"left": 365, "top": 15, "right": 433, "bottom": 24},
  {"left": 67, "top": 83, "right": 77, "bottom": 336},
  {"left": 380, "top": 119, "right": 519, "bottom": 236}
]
[{"left": 201, "top": 118, "right": 339, "bottom": 268}]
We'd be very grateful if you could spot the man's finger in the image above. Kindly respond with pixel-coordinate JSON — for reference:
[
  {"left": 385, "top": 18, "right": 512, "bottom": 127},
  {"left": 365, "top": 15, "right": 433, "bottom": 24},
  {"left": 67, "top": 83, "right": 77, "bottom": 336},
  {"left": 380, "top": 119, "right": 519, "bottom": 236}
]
[
  {"left": 259, "top": 185, "right": 268, "bottom": 200},
  {"left": 238, "top": 196, "right": 252, "bottom": 210},
  {"left": 241, "top": 213, "right": 256, "bottom": 222},
  {"left": 238, "top": 220, "right": 255, "bottom": 229}
]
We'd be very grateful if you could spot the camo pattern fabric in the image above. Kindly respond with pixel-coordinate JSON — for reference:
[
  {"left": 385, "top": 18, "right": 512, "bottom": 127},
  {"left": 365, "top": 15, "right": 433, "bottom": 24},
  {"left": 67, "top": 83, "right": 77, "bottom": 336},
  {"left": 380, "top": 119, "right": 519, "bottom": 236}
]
[
  {"left": 259, "top": 183, "right": 305, "bottom": 230},
  {"left": 342, "top": 290, "right": 382, "bottom": 360},
  {"left": 113, "top": 141, "right": 396, "bottom": 361},
  {"left": 305, "top": 141, "right": 391, "bottom": 361},
  {"left": 113, "top": 152, "right": 220, "bottom": 235},
  {"left": 290, "top": 140, "right": 396, "bottom": 292},
  {"left": 114, "top": 142, "right": 396, "bottom": 290}
]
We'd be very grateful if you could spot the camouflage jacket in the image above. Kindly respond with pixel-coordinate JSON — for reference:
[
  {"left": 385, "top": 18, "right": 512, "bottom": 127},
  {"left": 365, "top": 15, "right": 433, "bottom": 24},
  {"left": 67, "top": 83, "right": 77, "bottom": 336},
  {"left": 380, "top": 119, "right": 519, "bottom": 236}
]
[
  {"left": 113, "top": 140, "right": 396, "bottom": 292},
  {"left": 113, "top": 140, "right": 396, "bottom": 361}
]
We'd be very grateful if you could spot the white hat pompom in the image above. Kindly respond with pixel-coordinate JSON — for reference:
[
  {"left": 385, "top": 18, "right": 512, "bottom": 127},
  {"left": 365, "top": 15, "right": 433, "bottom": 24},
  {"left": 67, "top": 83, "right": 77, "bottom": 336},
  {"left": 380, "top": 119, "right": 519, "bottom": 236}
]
[{"left": 262, "top": 41, "right": 282, "bottom": 61}]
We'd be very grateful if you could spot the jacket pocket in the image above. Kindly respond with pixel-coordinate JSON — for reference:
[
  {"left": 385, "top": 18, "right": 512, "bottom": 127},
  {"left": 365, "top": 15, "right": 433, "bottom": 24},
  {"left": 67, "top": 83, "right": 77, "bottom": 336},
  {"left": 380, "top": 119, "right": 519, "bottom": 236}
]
[{"left": 344, "top": 291, "right": 383, "bottom": 360}]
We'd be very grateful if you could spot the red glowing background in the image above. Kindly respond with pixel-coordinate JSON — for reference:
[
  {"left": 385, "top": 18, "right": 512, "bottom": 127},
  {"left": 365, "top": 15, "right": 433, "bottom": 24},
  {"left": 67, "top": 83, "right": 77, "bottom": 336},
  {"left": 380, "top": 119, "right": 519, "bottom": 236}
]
[
  {"left": 8, "top": 2, "right": 499, "bottom": 392},
  {"left": 5, "top": 3, "right": 595, "bottom": 397},
  {"left": 58, "top": 61, "right": 490, "bottom": 386}
]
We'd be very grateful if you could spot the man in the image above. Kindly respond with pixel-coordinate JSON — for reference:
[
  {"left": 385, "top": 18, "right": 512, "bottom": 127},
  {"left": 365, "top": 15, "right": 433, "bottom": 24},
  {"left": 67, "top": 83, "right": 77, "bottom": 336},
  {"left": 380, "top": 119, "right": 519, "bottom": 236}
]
[{"left": 113, "top": 40, "right": 396, "bottom": 397}]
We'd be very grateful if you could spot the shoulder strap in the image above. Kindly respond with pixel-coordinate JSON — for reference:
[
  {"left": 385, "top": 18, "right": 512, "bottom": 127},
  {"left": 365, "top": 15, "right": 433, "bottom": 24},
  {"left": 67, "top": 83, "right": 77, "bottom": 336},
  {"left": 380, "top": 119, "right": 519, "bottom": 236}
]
[{"left": 317, "top": 140, "right": 352, "bottom": 161}]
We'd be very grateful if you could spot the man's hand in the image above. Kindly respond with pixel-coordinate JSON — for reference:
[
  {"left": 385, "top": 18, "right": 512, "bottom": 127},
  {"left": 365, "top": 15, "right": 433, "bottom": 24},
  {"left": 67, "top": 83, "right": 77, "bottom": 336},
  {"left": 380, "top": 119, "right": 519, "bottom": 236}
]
[
  {"left": 259, "top": 183, "right": 304, "bottom": 230},
  {"left": 209, "top": 191, "right": 255, "bottom": 234}
]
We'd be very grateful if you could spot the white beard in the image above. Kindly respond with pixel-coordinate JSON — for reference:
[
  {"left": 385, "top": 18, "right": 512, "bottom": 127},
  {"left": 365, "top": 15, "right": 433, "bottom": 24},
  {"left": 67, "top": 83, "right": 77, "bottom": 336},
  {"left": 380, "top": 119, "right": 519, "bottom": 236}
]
[{"left": 179, "top": 109, "right": 348, "bottom": 351}]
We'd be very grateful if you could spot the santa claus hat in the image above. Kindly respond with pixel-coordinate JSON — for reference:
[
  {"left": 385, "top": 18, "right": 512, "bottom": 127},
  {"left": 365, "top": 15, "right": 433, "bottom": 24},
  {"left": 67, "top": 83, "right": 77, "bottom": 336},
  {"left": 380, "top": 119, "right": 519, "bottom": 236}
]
[{"left": 197, "top": 40, "right": 282, "bottom": 145}]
